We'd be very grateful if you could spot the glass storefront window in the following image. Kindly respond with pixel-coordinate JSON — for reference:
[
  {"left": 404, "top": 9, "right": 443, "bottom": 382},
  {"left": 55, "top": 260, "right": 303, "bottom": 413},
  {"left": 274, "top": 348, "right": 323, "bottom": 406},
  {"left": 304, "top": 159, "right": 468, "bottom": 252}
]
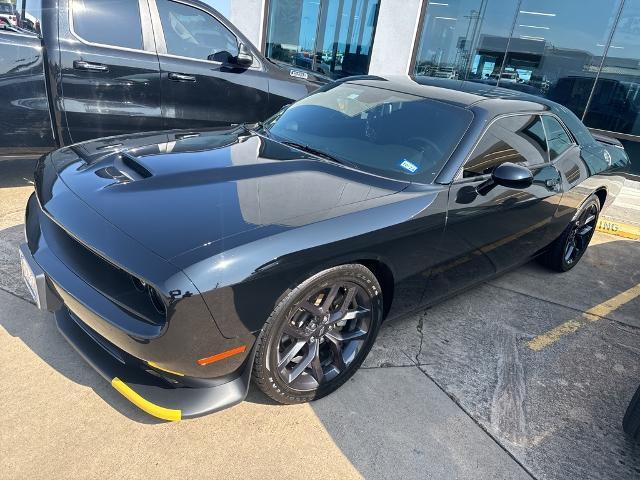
[
  {"left": 584, "top": 0, "right": 640, "bottom": 136},
  {"left": 504, "top": 0, "right": 622, "bottom": 118},
  {"left": 266, "top": 0, "right": 321, "bottom": 69},
  {"left": 413, "top": 0, "right": 519, "bottom": 81},
  {"left": 413, "top": 0, "right": 640, "bottom": 143},
  {"left": 265, "top": 0, "right": 380, "bottom": 79}
]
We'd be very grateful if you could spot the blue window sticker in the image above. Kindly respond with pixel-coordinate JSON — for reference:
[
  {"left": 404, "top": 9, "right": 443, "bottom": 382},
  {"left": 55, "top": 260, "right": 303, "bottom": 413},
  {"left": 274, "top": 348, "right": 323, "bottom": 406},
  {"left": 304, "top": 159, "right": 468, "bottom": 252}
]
[{"left": 399, "top": 159, "right": 418, "bottom": 174}]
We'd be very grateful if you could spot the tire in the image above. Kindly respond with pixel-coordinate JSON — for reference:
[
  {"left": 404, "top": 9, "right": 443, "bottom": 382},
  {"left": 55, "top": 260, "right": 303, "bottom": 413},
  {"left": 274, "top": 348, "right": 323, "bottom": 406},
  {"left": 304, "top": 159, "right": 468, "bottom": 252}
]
[
  {"left": 623, "top": 384, "right": 640, "bottom": 441},
  {"left": 540, "top": 195, "right": 600, "bottom": 272},
  {"left": 253, "top": 264, "right": 383, "bottom": 404}
]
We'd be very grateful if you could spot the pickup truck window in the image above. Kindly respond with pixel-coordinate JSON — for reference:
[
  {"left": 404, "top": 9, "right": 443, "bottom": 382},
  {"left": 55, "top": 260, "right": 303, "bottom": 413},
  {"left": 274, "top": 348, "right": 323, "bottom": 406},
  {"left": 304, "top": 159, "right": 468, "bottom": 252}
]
[
  {"left": 156, "top": 0, "right": 239, "bottom": 61},
  {"left": 72, "top": 0, "right": 143, "bottom": 50}
]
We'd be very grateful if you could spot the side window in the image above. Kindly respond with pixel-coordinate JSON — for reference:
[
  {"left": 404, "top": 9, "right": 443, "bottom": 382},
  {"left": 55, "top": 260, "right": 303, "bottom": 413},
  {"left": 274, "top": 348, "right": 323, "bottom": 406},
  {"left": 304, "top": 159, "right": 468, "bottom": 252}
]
[
  {"left": 156, "top": 0, "right": 239, "bottom": 61},
  {"left": 72, "top": 0, "right": 143, "bottom": 50},
  {"left": 463, "top": 115, "right": 548, "bottom": 178},
  {"left": 542, "top": 116, "right": 573, "bottom": 161}
]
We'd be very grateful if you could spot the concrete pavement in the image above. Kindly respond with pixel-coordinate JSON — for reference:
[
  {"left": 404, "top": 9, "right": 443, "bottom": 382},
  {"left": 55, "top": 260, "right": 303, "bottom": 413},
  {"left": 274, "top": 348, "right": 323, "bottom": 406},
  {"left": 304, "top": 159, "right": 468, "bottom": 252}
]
[{"left": 0, "top": 289, "right": 530, "bottom": 479}]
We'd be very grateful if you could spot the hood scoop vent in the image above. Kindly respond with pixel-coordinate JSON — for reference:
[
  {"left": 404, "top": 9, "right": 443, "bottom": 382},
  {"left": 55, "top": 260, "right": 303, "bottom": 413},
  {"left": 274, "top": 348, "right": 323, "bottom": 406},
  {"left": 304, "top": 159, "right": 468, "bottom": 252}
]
[
  {"left": 94, "top": 153, "right": 153, "bottom": 185},
  {"left": 120, "top": 152, "right": 152, "bottom": 179}
]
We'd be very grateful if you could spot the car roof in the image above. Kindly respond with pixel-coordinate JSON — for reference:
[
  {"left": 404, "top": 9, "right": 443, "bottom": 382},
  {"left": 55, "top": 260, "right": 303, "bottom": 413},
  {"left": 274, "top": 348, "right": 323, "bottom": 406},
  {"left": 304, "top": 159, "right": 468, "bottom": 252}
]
[
  {"left": 341, "top": 74, "right": 557, "bottom": 112},
  {"left": 339, "top": 74, "right": 597, "bottom": 146}
]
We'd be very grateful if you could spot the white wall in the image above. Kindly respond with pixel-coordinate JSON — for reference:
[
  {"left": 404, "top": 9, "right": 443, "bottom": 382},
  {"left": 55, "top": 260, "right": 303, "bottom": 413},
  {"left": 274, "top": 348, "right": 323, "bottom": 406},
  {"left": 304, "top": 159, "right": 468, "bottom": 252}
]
[
  {"left": 201, "top": 0, "right": 231, "bottom": 17},
  {"left": 367, "top": 0, "right": 423, "bottom": 76},
  {"left": 228, "top": 0, "right": 266, "bottom": 49}
]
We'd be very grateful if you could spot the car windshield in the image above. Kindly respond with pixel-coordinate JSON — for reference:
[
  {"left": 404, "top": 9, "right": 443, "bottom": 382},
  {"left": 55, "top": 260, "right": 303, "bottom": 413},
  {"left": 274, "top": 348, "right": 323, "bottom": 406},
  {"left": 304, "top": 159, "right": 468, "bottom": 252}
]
[
  {"left": 263, "top": 83, "right": 473, "bottom": 183},
  {"left": 0, "top": 4, "right": 15, "bottom": 13}
]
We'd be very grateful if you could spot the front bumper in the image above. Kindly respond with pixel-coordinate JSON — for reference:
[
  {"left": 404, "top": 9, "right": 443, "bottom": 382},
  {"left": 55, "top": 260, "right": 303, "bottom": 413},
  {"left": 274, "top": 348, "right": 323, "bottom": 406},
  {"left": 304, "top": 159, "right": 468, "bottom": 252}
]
[
  {"left": 56, "top": 307, "right": 252, "bottom": 421},
  {"left": 21, "top": 240, "right": 253, "bottom": 420}
]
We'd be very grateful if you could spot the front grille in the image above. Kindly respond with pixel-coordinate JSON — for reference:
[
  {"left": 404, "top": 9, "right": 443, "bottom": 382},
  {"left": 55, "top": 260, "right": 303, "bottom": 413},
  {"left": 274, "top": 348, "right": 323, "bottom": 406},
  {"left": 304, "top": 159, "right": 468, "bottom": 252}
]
[{"left": 44, "top": 212, "right": 167, "bottom": 327}]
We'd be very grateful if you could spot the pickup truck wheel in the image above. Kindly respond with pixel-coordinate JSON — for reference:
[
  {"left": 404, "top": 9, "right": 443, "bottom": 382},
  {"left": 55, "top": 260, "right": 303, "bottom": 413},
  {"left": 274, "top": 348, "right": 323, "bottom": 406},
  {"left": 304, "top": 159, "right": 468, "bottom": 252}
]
[{"left": 252, "top": 264, "right": 383, "bottom": 404}]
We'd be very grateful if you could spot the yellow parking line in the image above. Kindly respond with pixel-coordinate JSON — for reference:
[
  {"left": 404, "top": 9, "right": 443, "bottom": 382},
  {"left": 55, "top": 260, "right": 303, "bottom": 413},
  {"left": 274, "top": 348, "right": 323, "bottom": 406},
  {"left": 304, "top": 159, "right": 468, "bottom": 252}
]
[
  {"left": 596, "top": 217, "right": 640, "bottom": 240},
  {"left": 527, "top": 283, "right": 640, "bottom": 352}
]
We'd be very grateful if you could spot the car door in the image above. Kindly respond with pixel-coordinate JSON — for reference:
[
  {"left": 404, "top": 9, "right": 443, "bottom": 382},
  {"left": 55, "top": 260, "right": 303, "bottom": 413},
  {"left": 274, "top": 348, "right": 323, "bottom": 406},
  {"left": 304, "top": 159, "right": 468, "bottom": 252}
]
[
  {"left": 58, "top": 0, "right": 163, "bottom": 143},
  {"left": 149, "top": 0, "right": 270, "bottom": 130},
  {"left": 423, "top": 114, "right": 563, "bottom": 303}
]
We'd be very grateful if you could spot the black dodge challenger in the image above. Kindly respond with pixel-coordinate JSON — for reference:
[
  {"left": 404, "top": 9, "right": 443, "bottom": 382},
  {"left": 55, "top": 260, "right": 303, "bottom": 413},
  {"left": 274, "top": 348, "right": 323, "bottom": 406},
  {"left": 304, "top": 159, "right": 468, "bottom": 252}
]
[{"left": 20, "top": 76, "right": 630, "bottom": 420}]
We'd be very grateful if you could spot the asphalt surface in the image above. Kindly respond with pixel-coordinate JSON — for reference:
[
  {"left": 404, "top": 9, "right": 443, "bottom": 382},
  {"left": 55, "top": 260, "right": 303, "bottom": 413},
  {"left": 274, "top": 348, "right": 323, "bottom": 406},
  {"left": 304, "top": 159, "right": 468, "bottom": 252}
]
[{"left": 1, "top": 158, "right": 639, "bottom": 479}]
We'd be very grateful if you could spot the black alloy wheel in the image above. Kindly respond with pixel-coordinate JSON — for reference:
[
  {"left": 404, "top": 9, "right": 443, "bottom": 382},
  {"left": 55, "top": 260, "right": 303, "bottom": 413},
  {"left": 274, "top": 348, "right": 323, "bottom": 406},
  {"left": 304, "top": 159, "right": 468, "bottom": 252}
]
[
  {"left": 563, "top": 202, "right": 598, "bottom": 267},
  {"left": 253, "top": 264, "right": 383, "bottom": 404},
  {"left": 541, "top": 194, "right": 601, "bottom": 272}
]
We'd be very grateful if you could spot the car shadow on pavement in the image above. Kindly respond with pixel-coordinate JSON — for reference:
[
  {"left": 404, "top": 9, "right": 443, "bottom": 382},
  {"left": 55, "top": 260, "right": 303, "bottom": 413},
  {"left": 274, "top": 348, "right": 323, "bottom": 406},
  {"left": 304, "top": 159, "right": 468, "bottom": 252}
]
[
  {"left": 308, "top": 236, "right": 640, "bottom": 480},
  {"left": 0, "top": 157, "right": 38, "bottom": 188}
]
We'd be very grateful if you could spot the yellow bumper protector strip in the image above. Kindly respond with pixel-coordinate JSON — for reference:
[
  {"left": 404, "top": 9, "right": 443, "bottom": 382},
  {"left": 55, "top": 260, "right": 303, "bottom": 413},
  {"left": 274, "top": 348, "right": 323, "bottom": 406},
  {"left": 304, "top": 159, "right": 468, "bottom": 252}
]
[{"left": 111, "top": 377, "right": 182, "bottom": 421}]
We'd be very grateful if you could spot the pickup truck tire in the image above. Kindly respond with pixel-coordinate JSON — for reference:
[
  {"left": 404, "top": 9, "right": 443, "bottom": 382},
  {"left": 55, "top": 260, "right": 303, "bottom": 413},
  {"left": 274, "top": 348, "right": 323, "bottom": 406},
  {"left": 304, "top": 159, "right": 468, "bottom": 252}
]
[{"left": 623, "top": 383, "right": 640, "bottom": 441}]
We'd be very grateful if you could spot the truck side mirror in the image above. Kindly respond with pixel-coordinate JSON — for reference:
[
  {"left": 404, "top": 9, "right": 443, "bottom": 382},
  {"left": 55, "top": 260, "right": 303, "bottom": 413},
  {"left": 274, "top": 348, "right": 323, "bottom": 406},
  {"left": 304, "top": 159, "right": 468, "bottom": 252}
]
[{"left": 236, "top": 43, "right": 253, "bottom": 68}]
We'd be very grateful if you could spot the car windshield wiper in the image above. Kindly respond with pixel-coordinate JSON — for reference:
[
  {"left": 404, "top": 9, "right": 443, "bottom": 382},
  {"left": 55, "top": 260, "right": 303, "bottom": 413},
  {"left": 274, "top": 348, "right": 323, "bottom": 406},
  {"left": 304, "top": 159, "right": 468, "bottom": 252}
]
[{"left": 280, "top": 141, "right": 352, "bottom": 167}]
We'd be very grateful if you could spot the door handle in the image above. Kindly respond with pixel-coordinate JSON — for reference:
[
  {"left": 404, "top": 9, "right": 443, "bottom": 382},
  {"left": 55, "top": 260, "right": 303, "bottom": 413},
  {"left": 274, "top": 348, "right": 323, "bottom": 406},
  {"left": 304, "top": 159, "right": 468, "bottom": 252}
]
[
  {"left": 73, "top": 60, "right": 109, "bottom": 72},
  {"left": 168, "top": 72, "right": 196, "bottom": 82}
]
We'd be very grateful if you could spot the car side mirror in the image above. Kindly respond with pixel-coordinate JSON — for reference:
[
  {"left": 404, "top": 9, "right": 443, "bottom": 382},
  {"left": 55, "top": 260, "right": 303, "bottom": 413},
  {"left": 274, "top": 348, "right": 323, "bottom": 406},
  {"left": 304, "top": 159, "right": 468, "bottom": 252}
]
[
  {"left": 476, "top": 162, "right": 533, "bottom": 195},
  {"left": 235, "top": 43, "right": 253, "bottom": 68},
  {"left": 492, "top": 162, "right": 533, "bottom": 189}
]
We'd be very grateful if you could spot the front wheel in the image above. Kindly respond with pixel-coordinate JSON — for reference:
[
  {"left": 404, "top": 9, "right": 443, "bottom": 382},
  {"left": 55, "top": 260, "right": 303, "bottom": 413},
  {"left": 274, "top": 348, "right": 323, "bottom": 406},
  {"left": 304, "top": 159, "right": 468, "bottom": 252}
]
[
  {"left": 253, "top": 264, "right": 383, "bottom": 404},
  {"left": 540, "top": 195, "right": 600, "bottom": 272}
]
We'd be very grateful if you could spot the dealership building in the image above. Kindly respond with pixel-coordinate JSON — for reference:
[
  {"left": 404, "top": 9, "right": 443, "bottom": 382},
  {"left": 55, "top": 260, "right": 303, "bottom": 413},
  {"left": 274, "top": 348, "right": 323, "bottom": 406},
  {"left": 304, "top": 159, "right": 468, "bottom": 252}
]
[{"left": 218, "top": 0, "right": 640, "bottom": 172}]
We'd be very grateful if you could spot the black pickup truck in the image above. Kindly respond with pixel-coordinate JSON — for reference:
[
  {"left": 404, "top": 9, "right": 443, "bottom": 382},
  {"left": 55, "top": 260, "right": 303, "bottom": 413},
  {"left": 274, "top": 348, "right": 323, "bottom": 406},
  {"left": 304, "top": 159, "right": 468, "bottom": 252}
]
[{"left": 0, "top": 0, "right": 327, "bottom": 158}]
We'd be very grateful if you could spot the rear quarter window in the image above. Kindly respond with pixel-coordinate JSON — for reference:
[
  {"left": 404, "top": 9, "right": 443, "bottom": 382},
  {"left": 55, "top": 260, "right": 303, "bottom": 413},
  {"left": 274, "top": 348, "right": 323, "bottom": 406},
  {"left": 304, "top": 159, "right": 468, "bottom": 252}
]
[{"left": 72, "top": 0, "right": 143, "bottom": 50}]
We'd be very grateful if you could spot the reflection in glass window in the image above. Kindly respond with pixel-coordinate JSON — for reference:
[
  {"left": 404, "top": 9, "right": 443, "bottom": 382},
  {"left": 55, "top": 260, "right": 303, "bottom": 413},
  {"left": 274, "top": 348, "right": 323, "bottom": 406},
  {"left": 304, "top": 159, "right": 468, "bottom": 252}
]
[
  {"left": 413, "top": 0, "right": 630, "bottom": 126},
  {"left": 72, "top": 0, "right": 143, "bottom": 50},
  {"left": 157, "top": 0, "right": 238, "bottom": 61},
  {"left": 463, "top": 115, "right": 547, "bottom": 177},
  {"left": 266, "top": 0, "right": 321, "bottom": 69},
  {"left": 414, "top": 0, "right": 518, "bottom": 82},
  {"left": 0, "top": 1, "right": 18, "bottom": 27},
  {"left": 504, "top": 0, "right": 622, "bottom": 118},
  {"left": 542, "top": 116, "right": 573, "bottom": 160},
  {"left": 265, "top": 0, "right": 380, "bottom": 79},
  {"left": 16, "top": 0, "right": 42, "bottom": 34},
  {"left": 584, "top": 0, "right": 640, "bottom": 136}
]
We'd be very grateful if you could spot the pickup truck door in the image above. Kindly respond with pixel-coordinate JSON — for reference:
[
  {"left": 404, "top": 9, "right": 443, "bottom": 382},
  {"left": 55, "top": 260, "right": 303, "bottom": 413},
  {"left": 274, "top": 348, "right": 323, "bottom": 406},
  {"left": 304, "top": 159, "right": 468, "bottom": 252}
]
[
  {"left": 0, "top": 29, "right": 55, "bottom": 155},
  {"left": 424, "top": 114, "right": 563, "bottom": 304},
  {"left": 149, "top": 0, "right": 270, "bottom": 130},
  {"left": 57, "top": 0, "right": 163, "bottom": 143}
]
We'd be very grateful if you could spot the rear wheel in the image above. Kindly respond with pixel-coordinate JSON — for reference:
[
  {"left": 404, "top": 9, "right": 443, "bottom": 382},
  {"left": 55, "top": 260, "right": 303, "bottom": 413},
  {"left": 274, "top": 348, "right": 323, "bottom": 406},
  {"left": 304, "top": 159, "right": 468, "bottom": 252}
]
[
  {"left": 540, "top": 195, "right": 600, "bottom": 272},
  {"left": 253, "top": 264, "right": 383, "bottom": 404}
]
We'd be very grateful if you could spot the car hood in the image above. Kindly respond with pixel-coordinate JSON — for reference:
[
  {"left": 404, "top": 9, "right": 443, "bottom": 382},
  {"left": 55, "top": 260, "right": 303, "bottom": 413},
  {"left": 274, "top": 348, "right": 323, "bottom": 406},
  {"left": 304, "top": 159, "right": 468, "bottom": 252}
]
[{"left": 49, "top": 128, "right": 407, "bottom": 260}]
